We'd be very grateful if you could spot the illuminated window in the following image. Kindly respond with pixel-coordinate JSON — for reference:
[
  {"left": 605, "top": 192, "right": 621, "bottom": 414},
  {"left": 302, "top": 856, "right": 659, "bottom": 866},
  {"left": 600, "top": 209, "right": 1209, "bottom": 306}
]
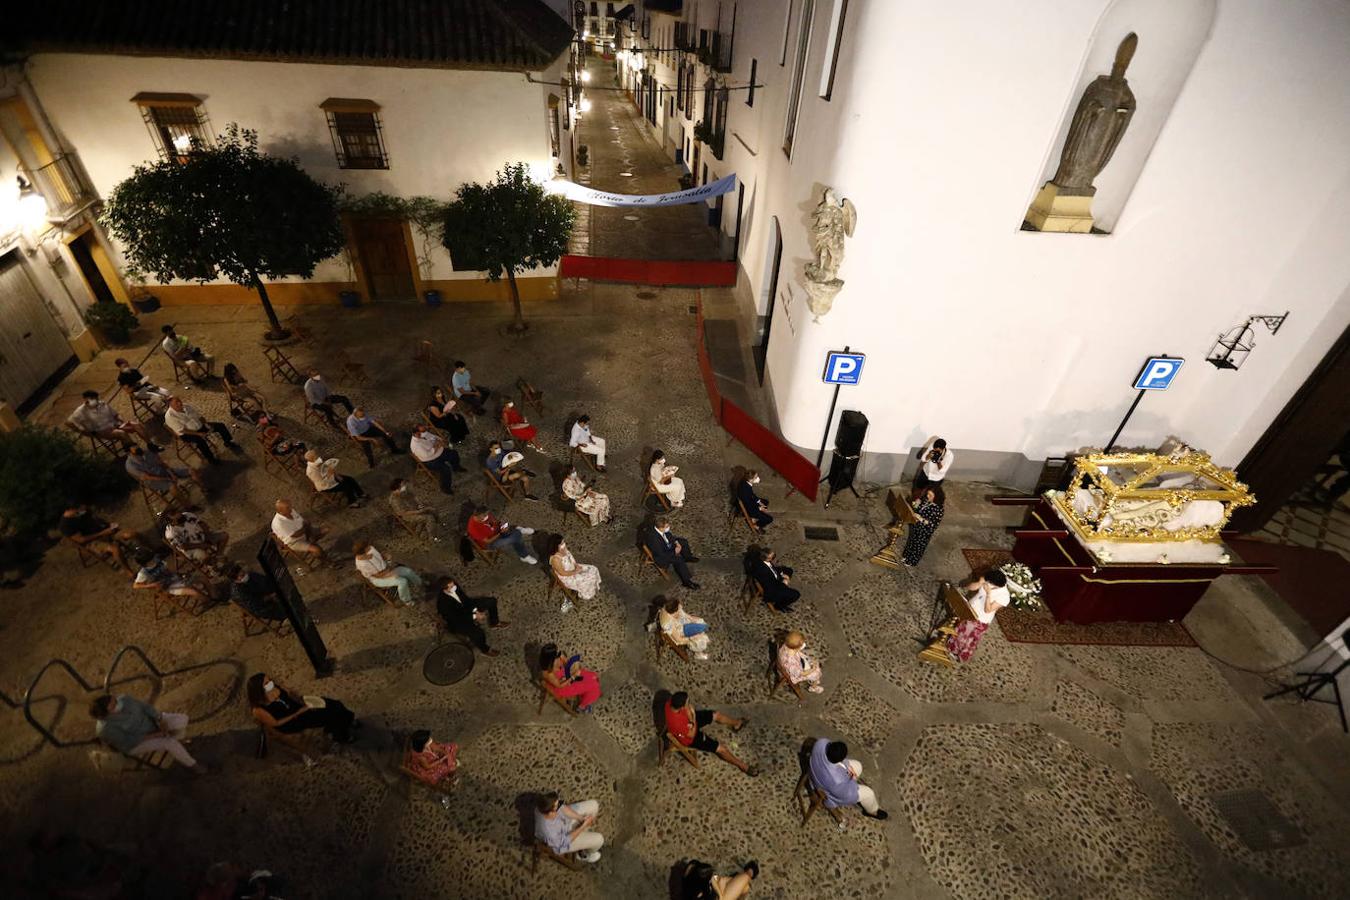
[
  {"left": 132, "top": 93, "right": 212, "bottom": 163},
  {"left": 321, "top": 99, "right": 390, "bottom": 169}
]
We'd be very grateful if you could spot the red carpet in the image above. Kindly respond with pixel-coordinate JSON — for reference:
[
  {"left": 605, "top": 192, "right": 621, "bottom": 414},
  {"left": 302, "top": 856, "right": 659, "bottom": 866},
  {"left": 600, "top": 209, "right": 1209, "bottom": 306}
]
[
  {"left": 560, "top": 255, "right": 737, "bottom": 286},
  {"left": 1227, "top": 538, "right": 1350, "bottom": 638},
  {"left": 961, "top": 549, "right": 1196, "bottom": 647}
]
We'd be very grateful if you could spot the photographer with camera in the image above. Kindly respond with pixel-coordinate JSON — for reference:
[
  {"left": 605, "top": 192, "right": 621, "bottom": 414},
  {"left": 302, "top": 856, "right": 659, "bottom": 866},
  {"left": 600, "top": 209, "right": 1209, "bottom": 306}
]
[{"left": 911, "top": 437, "right": 954, "bottom": 500}]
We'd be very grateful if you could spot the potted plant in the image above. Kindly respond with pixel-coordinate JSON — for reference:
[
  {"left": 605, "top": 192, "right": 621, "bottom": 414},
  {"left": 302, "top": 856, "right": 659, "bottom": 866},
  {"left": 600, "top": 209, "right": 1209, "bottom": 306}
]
[
  {"left": 83, "top": 300, "right": 139, "bottom": 346},
  {"left": 577, "top": 144, "right": 590, "bottom": 167},
  {"left": 337, "top": 247, "right": 362, "bottom": 308},
  {"left": 127, "top": 276, "right": 160, "bottom": 313}
]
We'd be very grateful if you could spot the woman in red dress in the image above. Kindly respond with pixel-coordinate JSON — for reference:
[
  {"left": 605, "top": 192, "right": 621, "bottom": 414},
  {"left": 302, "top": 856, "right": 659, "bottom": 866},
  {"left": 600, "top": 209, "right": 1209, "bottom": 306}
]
[
  {"left": 540, "top": 644, "right": 601, "bottom": 711},
  {"left": 501, "top": 400, "right": 543, "bottom": 450}
]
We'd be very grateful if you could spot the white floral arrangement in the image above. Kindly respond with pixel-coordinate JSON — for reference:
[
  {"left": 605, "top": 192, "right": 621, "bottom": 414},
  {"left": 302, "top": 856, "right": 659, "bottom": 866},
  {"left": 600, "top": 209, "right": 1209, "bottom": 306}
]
[{"left": 999, "top": 561, "right": 1043, "bottom": 611}]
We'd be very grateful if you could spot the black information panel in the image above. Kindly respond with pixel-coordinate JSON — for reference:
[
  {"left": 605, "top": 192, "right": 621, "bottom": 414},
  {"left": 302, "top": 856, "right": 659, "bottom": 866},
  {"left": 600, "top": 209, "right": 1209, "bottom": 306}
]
[{"left": 256, "top": 538, "right": 334, "bottom": 677}]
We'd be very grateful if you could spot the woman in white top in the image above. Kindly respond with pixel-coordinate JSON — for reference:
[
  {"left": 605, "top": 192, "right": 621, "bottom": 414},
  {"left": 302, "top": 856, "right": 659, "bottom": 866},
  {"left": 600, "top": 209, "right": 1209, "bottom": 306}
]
[
  {"left": 562, "top": 467, "right": 611, "bottom": 526},
  {"left": 648, "top": 449, "right": 686, "bottom": 507},
  {"left": 548, "top": 536, "right": 602, "bottom": 611},
  {"left": 657, "top": 594, "right": 710, "bottom": 659},
  {"left": 947, "top": 568, "right": 1010, "bottom": 662}
]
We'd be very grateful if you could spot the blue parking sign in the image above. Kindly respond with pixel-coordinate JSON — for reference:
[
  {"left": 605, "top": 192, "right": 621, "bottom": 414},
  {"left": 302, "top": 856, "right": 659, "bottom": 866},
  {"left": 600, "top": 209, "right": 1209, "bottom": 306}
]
[
  {"left": 1132, "top": 356, "right": 1184, "bottom": 391},
  {"left": 823, "top": 351, "right": 865, "bottom": 385}
]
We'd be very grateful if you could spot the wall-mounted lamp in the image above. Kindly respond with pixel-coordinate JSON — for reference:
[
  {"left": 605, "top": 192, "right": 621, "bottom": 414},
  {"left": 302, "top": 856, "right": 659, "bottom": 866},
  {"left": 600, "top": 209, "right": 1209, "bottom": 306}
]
[
  {"left": 581, "top": 70, "right": 592, "bottom": 83},
  {"left": 1205, "top": 312, "right": 1289, "bottom": 371}
]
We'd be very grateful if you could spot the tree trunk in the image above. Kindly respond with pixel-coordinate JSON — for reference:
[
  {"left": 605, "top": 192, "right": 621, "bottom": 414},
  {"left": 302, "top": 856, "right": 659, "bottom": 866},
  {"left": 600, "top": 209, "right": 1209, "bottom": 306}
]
[
  {"left": 505, "top": 268, "right": 528, "bottom": 333},
  {"left": 252, "top": 272, "right": 290, "bottom": 341}
]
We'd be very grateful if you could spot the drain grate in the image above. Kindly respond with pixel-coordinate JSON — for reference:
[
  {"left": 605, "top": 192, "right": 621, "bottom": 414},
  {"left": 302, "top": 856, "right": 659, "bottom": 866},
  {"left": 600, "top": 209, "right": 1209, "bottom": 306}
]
[
  {"left": 1208, "top": 789, "right": 1305, "bottom": 851},
  {"left": 635, "top": 290, "right": 658, "bottom": 300},
  {"left": 803, "top": 525, "right": 841, "bottom": 542},
  {"left": 687, "top": 305, "right": 698, "bottom": 314}
]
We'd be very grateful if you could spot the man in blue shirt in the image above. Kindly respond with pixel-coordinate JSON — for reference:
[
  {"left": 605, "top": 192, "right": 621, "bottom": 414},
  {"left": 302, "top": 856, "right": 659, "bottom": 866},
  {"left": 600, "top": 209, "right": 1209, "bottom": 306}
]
[
  {"left": 534, "top": 792, "right": 604, "bottom": 863},
  {"left": 808, "top": 738, "right": 888, "bottom": 819},
  {"left": 451, "top": 360, "right": 489, "bottom": 415},
  {"left": 89, "top": 693, "right": 207, "bottom": 773},
  {"left": 345, "top": 406, "right": 402, "bottom": 468}
]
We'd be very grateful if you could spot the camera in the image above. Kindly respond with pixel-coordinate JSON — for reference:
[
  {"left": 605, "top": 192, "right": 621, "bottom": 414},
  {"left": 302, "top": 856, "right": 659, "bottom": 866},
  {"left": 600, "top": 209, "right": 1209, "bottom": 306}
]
[{"left": 928, "top": 448, "right": 943, "bottom": 463}]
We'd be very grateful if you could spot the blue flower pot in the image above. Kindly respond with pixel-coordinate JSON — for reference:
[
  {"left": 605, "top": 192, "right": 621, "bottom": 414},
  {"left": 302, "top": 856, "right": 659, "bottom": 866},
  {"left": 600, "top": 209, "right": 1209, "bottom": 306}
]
[
  {"left": 131, "top": 295, "right": 160, "bottom": 313},
  {"left": 339, "top": 290, "right": 361, "bottom": 308},
  {"left": 424, "top": 290, "right": 443, "bottom": 307}
]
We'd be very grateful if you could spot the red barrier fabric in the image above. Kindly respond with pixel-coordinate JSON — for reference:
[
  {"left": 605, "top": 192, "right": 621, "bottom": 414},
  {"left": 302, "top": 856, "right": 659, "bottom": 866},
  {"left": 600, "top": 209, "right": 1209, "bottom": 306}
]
[
  {"left": 721, "top": 400, "right": 820, "bottom": 501},
  {"left": 560, "top": 255, "right": 737, "bottom": 286},
  {"left": 695, "top": 303, "right": 724, "bottom": 422}
]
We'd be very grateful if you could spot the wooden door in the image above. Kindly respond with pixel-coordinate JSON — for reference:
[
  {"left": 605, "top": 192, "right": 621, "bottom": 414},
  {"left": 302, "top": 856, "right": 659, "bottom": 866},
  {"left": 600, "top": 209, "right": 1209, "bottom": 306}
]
[
  {"left": 351, "top": 217, "right": 415, "bottom": 302},
  {"left": 0, "top": 252, "right": 76, "bottom": 411}
]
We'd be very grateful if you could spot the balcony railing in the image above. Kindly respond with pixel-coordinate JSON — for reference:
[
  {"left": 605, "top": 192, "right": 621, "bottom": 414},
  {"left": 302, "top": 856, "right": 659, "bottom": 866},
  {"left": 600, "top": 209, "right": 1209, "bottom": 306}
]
[{"left": 23, "top": 152, "right": 98, "bottom": 222}]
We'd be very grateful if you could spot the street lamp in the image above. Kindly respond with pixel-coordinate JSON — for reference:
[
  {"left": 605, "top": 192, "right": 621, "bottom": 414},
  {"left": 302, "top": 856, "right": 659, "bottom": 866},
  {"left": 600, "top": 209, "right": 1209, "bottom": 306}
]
[
  {"left": 1205, "top": 313, "right": 1289, "bottom": 371},
  {"left": 581, "top": 70, "right": 592, "bottom": 83},
  {"left": 15, "top": 175, "right": 48, "bottom": 230}
]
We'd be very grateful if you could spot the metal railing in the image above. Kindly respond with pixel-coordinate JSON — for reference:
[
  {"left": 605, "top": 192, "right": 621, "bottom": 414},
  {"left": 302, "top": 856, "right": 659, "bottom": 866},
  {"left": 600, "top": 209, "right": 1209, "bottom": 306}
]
[{"left": 22, "top": 152, "right": 98, "bottom": 222}]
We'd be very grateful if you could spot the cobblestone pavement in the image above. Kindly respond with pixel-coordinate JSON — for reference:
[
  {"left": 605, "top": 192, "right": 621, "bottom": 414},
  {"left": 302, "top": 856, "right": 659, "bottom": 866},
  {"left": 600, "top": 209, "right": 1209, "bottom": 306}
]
[{"left": 4, "top": 286, "right": 1349, "bottom": 899}]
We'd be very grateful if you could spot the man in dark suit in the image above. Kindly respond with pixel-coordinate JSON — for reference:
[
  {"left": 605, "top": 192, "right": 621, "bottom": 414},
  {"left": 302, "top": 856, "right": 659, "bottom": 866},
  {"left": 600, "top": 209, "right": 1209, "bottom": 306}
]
[
  {"left": 644, "top": 517, "right": 701, "bottom": 590},
  {"left": 436, "top": 576, "right": 509, "bottom": 656},
  {"left": 736, "top": 470, "right": 773, "bottom": 531},
  {"left": 751, "top": 548, "right": 799, "bottom": 612}
]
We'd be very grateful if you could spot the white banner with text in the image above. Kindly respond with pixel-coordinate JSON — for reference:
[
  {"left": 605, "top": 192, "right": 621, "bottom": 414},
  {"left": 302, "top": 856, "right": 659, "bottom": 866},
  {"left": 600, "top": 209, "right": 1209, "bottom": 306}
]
[{"left": 546, "top": 173, "right": 737, "bottom": 207}]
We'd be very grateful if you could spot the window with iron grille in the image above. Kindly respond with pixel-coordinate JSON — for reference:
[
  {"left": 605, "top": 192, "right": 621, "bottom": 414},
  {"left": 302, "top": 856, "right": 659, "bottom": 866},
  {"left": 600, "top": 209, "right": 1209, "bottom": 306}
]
[
  {"left": 321, "top": 100, "right": 389, "bottom": 169},
  {"left": 132, "top": 94, "right": 212, "bottom": 163}
]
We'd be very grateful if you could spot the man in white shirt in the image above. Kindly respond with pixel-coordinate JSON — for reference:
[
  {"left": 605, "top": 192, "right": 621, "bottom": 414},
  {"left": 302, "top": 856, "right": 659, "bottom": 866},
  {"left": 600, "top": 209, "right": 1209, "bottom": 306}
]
[
  {"left": 409, "top": 424, "right": 462, "bottom": 494},
  {"left": 66, "top": 391, "right": 148, "bottom": 450},
  {"left": 353, "top": 539, "right": 424, "bottom": 606},
  {"left": 159, "top": 325, "right": 214, "bottom": 381},
  {"left": 568, "top": 414, "right": 607, "bottom": 471},
  {"left": 303, "top": 450, "right": 366, "bottom": 507},
  {"left": 270, "top": 499, "right": 326, "bottom": 563},
  {"left": 912, "top": 437, "right": 954, "bottom": 500},
  {"left": 947, "top": 568, "right": 1010, "bottom": 663},
  {"left": 164, "top": 397, "right": 239, "bottom": 464}
]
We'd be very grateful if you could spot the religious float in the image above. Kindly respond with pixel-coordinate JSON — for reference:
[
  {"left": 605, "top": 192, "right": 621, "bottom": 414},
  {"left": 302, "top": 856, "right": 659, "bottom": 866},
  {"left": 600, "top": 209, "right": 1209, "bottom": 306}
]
[{"left": 1000, "top": 445, "right": 1274, "bottom": 624}]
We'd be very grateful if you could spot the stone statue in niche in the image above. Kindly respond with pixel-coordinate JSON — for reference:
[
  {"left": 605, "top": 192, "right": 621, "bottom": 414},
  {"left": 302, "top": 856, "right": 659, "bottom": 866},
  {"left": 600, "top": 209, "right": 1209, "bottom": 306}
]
[
  {"left": 1026, "top": 32, "right": 1138, "bottom": 233},
  {"left": 802, "top": 187, "right": 856, "bottom": 321}
]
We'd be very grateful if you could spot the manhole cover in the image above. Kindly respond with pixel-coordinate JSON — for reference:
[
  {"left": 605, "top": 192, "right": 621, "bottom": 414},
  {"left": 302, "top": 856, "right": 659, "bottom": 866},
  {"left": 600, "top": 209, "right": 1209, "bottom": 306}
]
[
  {"left": 423, "top": 640, "right": 476, "bottom": 686},
  {"left": 1208, "top": 789, "right": 1305, "bottom": 851},
  {"left": 803, "top": 525, "right": 841, "bottom": 542},
  {"left": 635, "top": 290, "right": 658, "bottom": 299}
]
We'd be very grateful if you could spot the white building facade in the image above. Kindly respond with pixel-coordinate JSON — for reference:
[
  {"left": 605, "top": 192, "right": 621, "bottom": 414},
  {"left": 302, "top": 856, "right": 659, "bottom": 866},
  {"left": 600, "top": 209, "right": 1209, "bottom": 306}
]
[{"left": 625, "top": 0, "right": 1350, "bottom": 495}]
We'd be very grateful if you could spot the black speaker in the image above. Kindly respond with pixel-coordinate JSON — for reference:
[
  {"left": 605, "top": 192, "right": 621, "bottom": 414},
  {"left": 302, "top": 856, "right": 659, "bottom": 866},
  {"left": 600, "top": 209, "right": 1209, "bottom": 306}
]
[
  {"left": 827, "top": 454, "right": 859, "bottom": 491},
  {"left": 834, "top": 411, "right": 868, "bottom": 456}
]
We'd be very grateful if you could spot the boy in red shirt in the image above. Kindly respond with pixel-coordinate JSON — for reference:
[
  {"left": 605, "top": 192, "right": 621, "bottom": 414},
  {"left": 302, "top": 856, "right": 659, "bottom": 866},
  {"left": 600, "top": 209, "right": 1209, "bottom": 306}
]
[
  {"left": 466, "top": 505, "right": 537, "bottom": 564},
  {"left": 663, "top": 691, "right": 758, "bottom": 776}
]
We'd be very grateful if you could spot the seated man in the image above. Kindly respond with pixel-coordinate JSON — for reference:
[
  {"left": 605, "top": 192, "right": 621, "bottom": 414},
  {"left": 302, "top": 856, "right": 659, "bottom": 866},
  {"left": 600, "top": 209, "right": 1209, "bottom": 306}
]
[
  {"left": 114, "top": 356, "right": 170, "bottom": 404},
  {"left": 164, "top": 397, "right": 240, "bottom": 465},
  {"left": 131, "top": 549, "right": 211, "bottom": 606},
  {"left": 436, "top": 576, "right": 507, "bottom": 657},
  {"left": 59, "top": 505, "right": 135, "bottom": 574},
  {"left": 751, "top": 547, "right": 799, "bottom": 612},
  {"left": 450, "top": 360, "right": 490, "bottom": 415},
  {"left": 534, "top": 792, "right": 604, "bottom": 864},
  {"left": 736, "top": 469, "right": 773, "bottom": 530},
  {"left": 404, "top": 729, "right": 459, "bottom": 789},
  {"left": 163, "top": 510, "right": 229, "bottom": 564},
  {"left": 485, "top": 441, "right": 538, "bottom": 500},
  {"left": 409, "top": 424, "right": 462, "bottom": 495},
  {"left": 663, "top": 691, "right": 757, "bottom": 775},
  {"left": 225, "top": 563, "right": 287, "bottom": 622},
  {"left": 568, "top": 414, "right": 607, "bottom": 471},
  {"left": 160, "top": 324, "right": 214, "bottom": 381},
  {"left": 807, "top": 738, "right": 889, "bottom": 820},
  {"left": 303, "top": 369, "right": 354, "bottom": 430},
  {"left": 466, "top": 505, "right": 537, "bottom": 565},
  {"left": 66, "top": 390, "right": 148, "bottom": 450},
  {"left": 353, "top": 540, "right": 424, "bottom": 606},
  {"left": 389, "top": 478, "right": 439, "bottom": 539},
  {"left": 89, "top": 693, "right": 207, "bottom": 773},
  {"left": 644, "top": 517, "right": 701, "bottom": 590},
  {"left": 946, "top": 568, "right": 1009, "bottom": 663},
  {"left": 125, "top": 445, "right": 198, "bottom": 500},
  {"left": 345, "top": 406, "right": 401, "bottom": 469},
  {"left": 270, "top": 500, "right": 327, "bottom": 563},
  {"left": 304, "top": 450, "right": 366, "bottom": 508}
]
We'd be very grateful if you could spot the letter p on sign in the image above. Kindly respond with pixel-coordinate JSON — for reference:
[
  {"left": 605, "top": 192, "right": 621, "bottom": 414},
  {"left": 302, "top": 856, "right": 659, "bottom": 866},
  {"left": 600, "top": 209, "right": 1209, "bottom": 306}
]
[
  {"left": 1133, "top": 356, "right": 1184, "bottom": 391},
  {"left": 823, "top": 351, "right": 866, "bottom": 385}
]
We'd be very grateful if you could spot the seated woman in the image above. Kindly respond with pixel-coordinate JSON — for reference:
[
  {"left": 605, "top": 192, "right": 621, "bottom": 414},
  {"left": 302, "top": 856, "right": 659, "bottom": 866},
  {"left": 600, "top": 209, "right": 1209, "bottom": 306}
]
[
  {"left": 500, "top": 399, "right": 543, "bottom": 451},
  {"left": 680, "top": 860, "right": 760, "bottom": 900},
  {"left": 548, "top": 535, "right": 602, "bottom": 611},
  {"left": 648, "top": 449, "right": 687, "bottom": 507},
  {"left": 426, "top": 386, "right": 470, "bottom": 444},
  {"left": 658, "top": 594, "right": 711, "bottom": 660},
  {"left": 539, "top": 643, "right": 602, "bottom": 712},
  {"left": 247, "top": 672, "right": 358, "bottom": 744},
  {"left": 222, "top": 363, "right": 271, "bottom": 418},
  {"left": 777, "top": 630, "right": 824, "bottom": 693},
  {"left": 562, "top": 467, "right": 611, "bottom": 526},
  {"left": 404, "top": 728, "right": 459, "bottom": 790}
]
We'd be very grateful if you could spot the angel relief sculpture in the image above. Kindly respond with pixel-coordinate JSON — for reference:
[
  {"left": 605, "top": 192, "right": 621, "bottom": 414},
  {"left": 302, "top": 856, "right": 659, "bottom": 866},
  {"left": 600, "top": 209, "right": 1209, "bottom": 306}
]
[{"left": 802, "top": 188, "right": 856, "bottom": 321}]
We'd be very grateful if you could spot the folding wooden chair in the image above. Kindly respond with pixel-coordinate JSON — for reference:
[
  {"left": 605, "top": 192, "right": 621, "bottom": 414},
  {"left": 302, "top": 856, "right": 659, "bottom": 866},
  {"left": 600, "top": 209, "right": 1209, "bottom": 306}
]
[
  {"left": 310, "top": 482, "right": 344, "bottom": 513},
  {"left": 516, "top": 378, "right": 544, "bottom": 415},
  {"left": 238, "top": 604, "right": 292, "bottom": 638},
  {"left": 172, "top": 433, "right": 216, "bottom": 467},
  {"left": 470, "top": 539, "right": 502, "bottom": 568},
  {"left": 769, "top": 653, "right": 807, "bottom": 704},
  {"left": 537, "top": 677, "right": 580, "bottom": 716},
  {"left": 262, "top": 344, "right": 303, "bottom": 384},
  {"left": 257, "top": 722, "right": 326, "bottom": 767},
  {"left": 399, "top": 734, "right": 459, "bottom": 798},
  {"left": 412, "top": 341, "right": 438, "bottom": 379},
  {"left": 302, "top": 404, "right": 332, "bottom": 430},
  {"left": 420, "top": 411, "right": 449, "bottom": 440},
  {"left": 149, "top": 585, "right": 208, "bottom": 621},
  {"left": 740, "top": 572, "right": 778, "bottom": 615},
  {"left": 531, "top": 839, "right": 582, "bottom": 872},
  {"left": 639, "top": 545, "right": 669, "bottom": 579},
  {"left": 483, "top": 468, "right": 523, "bottom": 504},
  {"left": 333, "top": 349, "right": 368, "bottom": 384},
  {"left": 257, "top": 432, "right": 304, "bottom": 480},
  {"left": 654, "top": 626, "right": 690, "bottom": 663},
  {"left": 658, "top": 730, "right": 700, "bottom": 768},
  {"left": 642, "top": 478, "right": 673, "bottom": 511},
  {"left": 546, "top": 567, "right": 581, "bottom": 607},
  {"left": 63, "top": 535, "right": 122, "bottom": 571},
  {"left": 68, "top": 426, "right": 126, "bottom": 459},
  {"left": 556, "top": 495, "right": 590, "bottom": 529},
  {"left": 727, "top": 498, "right": 760, "bottom": 536},
  {"left": 168, "top": 541, "right": 219, "bottom": 578},
  {"left": 128, "top": 394, "right": 161, "bottom": 425},
  {"left": 570, "top": 444, "right": 600, "bottom": 473},
  {"left": 413, "top": 457, "right": 438, "bottom": 488},
  {"left": 795, "top": 770, "right": 846, "bottom": 829},
  {"left": 223, "top": 379, "right": 264, "bottom": 421},
  {"left": 272, "top": 533, "right": 327, "bottom": 569},
  {"left": 138, "top": 481, "right": 177, "bottom": 516},
  {"left": 362, "top": 578, "right": 401, "bottom": 608}
]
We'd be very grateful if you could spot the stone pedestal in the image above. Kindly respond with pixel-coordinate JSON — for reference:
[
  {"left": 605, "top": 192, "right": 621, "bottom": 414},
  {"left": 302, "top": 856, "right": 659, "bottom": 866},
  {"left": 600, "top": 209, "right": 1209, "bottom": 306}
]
[
  {"left": 802, "top": 277, "right": 843, "bottom": 321},
  {"left": 1025, "top": 182, "right": 1095, "bottom": 233}
]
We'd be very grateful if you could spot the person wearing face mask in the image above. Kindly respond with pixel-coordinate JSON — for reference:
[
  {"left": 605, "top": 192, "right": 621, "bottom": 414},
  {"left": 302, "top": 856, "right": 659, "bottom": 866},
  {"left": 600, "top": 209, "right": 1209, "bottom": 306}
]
[
  {"left": 303, "top": 370, "right": 354, "bottom": 431},
  {"left": 114, "top": 357, "right": 172, "bottom": 410},
  {"left": 485, "top": 441, "right": 538, "bottom": 500},
  {"left": 657, "top": 594, "right": 711, "bottom": 659},
  {"left": 353, "top": 540, "right": 424, "bottom": 606},
  {"left": 388, "top": 478, "right": 439, "bottom": 540},
  {"left": 562, "top": 466, "right": 611, "bottom": 526},
  {"left": 131, "top": 549, "right": 211, "bottom": 606},
  {"left": 500, "top": 399, "right": 543, "bottom": 451},
  {"left": 160, "top": 325, "right": 215, "bottom": 381},
  {"left": 409, "top": 424, "right": 463, "bottom": 495},
  {"left": 736, "top": 469, "right": 772, "bottom": 531},
  {"left": 547, "top": 535, "right": 601, "bottom": 611},
  {"left": 60, "top": 505, "right": 136, "bottom": 574},
  {"left": 164, "top": 396, "right": 240, "bottom": 465},
  {"left": 66, "top": 390, "right": 150, "bottom": 450},
  {"left": 246, "top": 672, "right": 357, "bottom": 744},
  {"left": 643, "top": 517, "right": 701, "bottom": 589},
  {"left": 648, "top": 449, "right": 687, "bottom": 507},
  {"left": 466, "top": 506, "right": 538, "bottom": 564},
  {"left": 436, "top": 576, "right": 507, "bottom": 656},
  {"left": 403, "top": 729, "right": 460, "bottom": 791},
  {"left": 777, "top": 630, "right": 824, "bottom": 693},
  {"left": 304, "top": 450, "right": 366, "bottom": 508},
  {"left": 751, "top": 548, "right": 799, "bottom": 613}
]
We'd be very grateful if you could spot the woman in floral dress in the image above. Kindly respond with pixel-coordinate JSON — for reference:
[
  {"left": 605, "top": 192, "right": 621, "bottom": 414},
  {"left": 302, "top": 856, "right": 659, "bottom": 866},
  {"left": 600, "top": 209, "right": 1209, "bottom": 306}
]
[
  {"left": 902, "top": 484, "right": 946, "bottom": 566},
  {"left": 563, "top": 468, "right": 611, "bottom": 526},
  {"left": 548, "top": 535, "right": 602, "bottom": 609},
  {"left": 404, "top": 729, "right": 459, "bottom": 788},
  {"left": 777, "top": 630, "right": 824, "bottom": 693}
]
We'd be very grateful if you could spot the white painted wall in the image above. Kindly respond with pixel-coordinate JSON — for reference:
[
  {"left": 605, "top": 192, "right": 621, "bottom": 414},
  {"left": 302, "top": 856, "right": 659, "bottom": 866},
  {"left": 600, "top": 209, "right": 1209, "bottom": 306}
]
[
  {"left": 25, "top": 52, "right": 570, "bottom": 285},
  {"left": 707, "top": 0, "right": 1350, "bottom": 473}
]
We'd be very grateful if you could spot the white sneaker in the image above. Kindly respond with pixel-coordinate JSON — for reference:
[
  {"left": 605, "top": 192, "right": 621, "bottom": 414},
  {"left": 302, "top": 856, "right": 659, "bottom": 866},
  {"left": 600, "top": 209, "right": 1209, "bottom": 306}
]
[
  {"left": 577, "top": 850, "right": 601, "bottom": 864},
  {"left": 694, "top": 652, "right": 709, "bottom": 660},
  {"left": 519, "top": 526, "right": 536, "bottom": 535},
  {"left": 560, "top": 600, "right": 574, "bottom": 613},
  {"left": 523, "top": 555, "right": 538, "bottom": 565}
]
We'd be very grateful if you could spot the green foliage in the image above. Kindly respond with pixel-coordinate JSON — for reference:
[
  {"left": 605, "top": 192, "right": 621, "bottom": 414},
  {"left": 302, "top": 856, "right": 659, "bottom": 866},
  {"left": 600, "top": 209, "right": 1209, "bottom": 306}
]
[
  {"left": 0, "top": 426, "right": 130, "bottom": 539},
  {"left": 83, "top": 300, "right": 139, "bottom": 344},
  {"left": 441, "top": 162, "right": 575, "bottom": 283}
]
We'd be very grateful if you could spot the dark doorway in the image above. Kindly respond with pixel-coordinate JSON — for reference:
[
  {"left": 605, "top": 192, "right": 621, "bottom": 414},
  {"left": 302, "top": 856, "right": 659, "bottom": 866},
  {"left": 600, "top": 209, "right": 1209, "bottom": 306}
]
[
  {"left": 68, "top": 231, "right": 116, "bottom": 305},
  {"left": 732, "top": 183, "right": 745, "bottom": 262},
  {"left": 1233, "top": 324, "right": 1350, "bottom": 532},
  {"left": 754, "top": 217, "right": 782, "bottom": 385},
  {"left": 351, "top": 217, "right": 415, "bottom": 302}
]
